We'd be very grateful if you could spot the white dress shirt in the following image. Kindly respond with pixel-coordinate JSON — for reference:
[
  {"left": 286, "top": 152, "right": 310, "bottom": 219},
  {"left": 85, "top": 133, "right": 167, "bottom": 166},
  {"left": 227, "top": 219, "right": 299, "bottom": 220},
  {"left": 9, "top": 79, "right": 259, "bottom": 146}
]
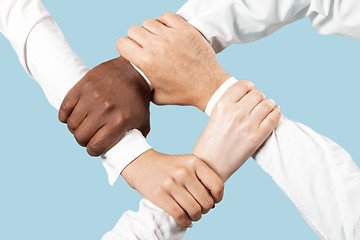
[
  {"left": 0, "top": 0, "right": 151, "bottom": 186},
  {"left": 1, "top": 0, "right": 359, "bottom": 239},
  {"left": 103, "top": 0, "right": 360, "bottom": 239}
]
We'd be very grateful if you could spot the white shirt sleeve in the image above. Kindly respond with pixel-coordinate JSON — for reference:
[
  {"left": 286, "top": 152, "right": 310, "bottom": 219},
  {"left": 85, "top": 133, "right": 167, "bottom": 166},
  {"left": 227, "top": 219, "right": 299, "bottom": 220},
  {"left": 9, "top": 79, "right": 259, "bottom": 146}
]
[
  {"left": 0, "top": 0, "right": 151, "bottom": 185},
  {"left": 103, "top": 78, "right": 360, "bottom": 240},
  {"left": 206, "top": 78, "right": 360, "bottom": 240},
  {"left": 177, "top": 0, "right": 360, "bottom": 53},
  {"left": 102, "top": 199, "right": 186, "bottom": 240}
]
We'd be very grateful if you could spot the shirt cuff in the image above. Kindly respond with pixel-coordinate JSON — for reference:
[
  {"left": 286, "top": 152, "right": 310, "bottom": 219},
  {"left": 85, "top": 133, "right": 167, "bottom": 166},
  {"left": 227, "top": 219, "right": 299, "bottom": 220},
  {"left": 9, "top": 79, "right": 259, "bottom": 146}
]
[
  {"left": 98, "top": 63, "right": 153, "bottom": 186},
  {"left": 130, "top": 62, "right": 153, "bottom": 90},
  {"left": 100, "top": 62, "right": 154, "bottom": 185},
  {"left": 205, "top": 77, "right": 238, "bottom": 116},
  {"left": 101, "top": 129, "right": 152, "bottom": 186}
]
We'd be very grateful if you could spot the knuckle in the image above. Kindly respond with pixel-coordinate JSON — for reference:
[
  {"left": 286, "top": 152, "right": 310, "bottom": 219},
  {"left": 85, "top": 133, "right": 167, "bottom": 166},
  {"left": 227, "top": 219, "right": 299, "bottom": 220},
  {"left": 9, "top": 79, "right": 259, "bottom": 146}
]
[
  {"left": 74, "top": 130, "right": 88, "bottom": 147},
  {"left": 251, "top": 89, "right": 265, "bottom": 99},
  {"left": 102, "top": 100, "right": 114, "bottom": 112},
  {"left": 263, "top": 99, "right": 276, "bottom": 110},
  {"left": 186, "top": 155, "right": 198, "bottom": 166},
  {"left": 269, "top": 114, "right": 280, "bottom": 125},
  {"left": 204, "top": 198, "right": 215, "bottom": 210},
  {"left": 91, "top": 89, "right": 101, "bottom": 100},
  {"left": 175, "top": 167, "right": 190, "bottom": 180},
  {"left": 128, "top": 25, "right": 139, "bottom": 36},
  {"left": 162, "top": 177, "right": 175, "bottom": 190},
  {"left": 140, "top": 54, "right": 153, "bottom": 67},
  {"left": 171, "top": 207, "right": 183, "bottom": 218},
  {"left": 116, "top": 37, "right": 126, "bottom": 48},
  {"left": 60, "top": 100, "right": 69, "bottom": 112},
  {"left": 239, "top": 80, "right": 255, "bottom": 91},
  {"left": 152, "top": 186, "right": 163, "bottom": 197},
  {"left": 114, "top": 111, "right": 129, "bottom": 129},
  {"left": 67, "top": 118, "right": 77, "bottom": 130},
  {"left": 142, "top": 18, "right": 154, "bottom": 27},
  {"left": 162, "top": 12, "right": 173, "bottom": 19},
  {"left": 173, "top": 210, "right": 187, "bottom": 223},
  {"left": 87, "top": 140, "right": 105, "bottom": 156},
  {"left": 190, "top": 204, "right": 202, "bottom": 216},
  {"left": 263, "top": 116, "right": 278, "bottom": 130},
  {"left": 233, "top": 108, "right": 244, "bottom": 119},
  {"left": 213, "top": 180, "right": 224, "bottom": 197}
]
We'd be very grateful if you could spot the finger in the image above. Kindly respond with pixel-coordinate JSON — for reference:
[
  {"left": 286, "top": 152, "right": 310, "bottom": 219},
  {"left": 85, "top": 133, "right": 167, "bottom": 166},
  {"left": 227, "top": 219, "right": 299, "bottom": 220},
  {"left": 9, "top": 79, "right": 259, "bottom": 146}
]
[
  {"left": 153, "top": 194, "right": 192, "bottom": 228},
  {"left": 259, "top": 105, "right": 281, "bottom": 133},
  {"left": 142, "top": 18, "right": 168, "bottom": 34},
  {"left": 157, "top": 12, "right": 186, "bottom": 29},
  {"left": 86, "top": 122, "right": 127, "bottom": 157},
  {"left": 127, "top": 25, "right": 154, "bottom": 46},
  {"left": 237, "top": 89, "right": 265, "bottom": 114},
  {"left": 185, "top": 177, "right": 214, "bottom": 214},
  {"left": 195, "top": 160, "right": 224, "bottom": 204},
  {"left": 66, "top": 101, "right": 88, "bottom": 134},
  {"left": 219, "top": 80, "right": 255, "bottom": 104},
  {"left": 170, "top": 185, "right": 202, "bottom": 222},
  {"left": 73, "top": 116, "right": 104, "bottom": 148},
  {"left": 58, "top": 91, "right": 80, "bottom": 123},
  {"left": 116, "top": 37, "right": 143, "bottom": 65},
  {"left": 250, "top": 98, "right": 276, "bottom": 124}
]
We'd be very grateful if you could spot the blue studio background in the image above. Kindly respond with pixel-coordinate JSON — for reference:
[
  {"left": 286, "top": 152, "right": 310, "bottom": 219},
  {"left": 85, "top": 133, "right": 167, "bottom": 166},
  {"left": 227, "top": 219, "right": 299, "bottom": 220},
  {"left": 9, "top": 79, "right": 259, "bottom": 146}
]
[{"left": 0, "top": 1, "right": 359, "bottom": 239}]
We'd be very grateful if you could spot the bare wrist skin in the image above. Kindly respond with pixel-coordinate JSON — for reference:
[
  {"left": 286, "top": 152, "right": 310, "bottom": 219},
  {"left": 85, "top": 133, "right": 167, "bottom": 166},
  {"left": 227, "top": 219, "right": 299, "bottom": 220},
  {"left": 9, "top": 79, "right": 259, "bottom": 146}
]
[
  {"left": 195, "top": 71, "right": 231, "bottom": 112},
  {"left": 121, "top": 148, "right": 155, "bottom": 189}
]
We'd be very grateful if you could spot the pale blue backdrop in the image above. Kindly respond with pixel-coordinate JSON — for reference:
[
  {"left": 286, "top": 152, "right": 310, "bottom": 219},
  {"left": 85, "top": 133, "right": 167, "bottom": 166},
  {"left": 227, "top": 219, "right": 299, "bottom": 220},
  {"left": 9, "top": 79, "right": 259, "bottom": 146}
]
[{"left": 0, "top": 1, "right": 359, "bottom": 239}]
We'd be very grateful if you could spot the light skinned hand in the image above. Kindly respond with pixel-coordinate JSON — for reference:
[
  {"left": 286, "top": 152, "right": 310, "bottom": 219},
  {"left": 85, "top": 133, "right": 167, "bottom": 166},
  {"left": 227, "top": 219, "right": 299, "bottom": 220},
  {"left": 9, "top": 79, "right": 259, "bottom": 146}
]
[
  {"left": 117, "top": 12, "right": 230, "bottom": 111},
  {"left": 121, "top": 149, "right": 224, "bottom": 228},
  {"left": 193, "top": 81, "right": 281, "bottom": 182}
]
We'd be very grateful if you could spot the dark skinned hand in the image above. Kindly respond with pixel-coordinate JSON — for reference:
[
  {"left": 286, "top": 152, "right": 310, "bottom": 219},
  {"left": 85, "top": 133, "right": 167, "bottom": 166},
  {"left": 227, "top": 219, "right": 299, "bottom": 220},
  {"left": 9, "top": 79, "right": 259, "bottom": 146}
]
[{"left": 58, "top": 56, "right": 151, "bottom": 157}]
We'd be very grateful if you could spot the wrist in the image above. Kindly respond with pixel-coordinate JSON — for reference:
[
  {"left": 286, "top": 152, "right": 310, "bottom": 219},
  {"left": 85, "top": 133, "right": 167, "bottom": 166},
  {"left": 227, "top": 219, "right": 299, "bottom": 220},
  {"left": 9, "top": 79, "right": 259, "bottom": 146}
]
[
  {"left": 195, "top": 71, "right": 231, "bottom": 112},
  {"left": 111, "top": 57, "right": 151, "bottom": 93},
  {"left": 121, "top": 149, "right": 155, "bottom": 189}
]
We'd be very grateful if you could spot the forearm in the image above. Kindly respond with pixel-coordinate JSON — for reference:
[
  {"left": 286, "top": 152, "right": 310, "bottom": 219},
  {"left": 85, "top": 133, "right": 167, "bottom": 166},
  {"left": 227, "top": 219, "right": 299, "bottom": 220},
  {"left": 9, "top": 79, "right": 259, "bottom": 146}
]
[
  {"left": 254, "top": 117, "right": 360, "bottom": 240},
  {"left": 206, "top": 78, "right": 360, "bottom": 239},
  {"left": 0, "top": 0, "right": 88, "bottom": 108},
  {"left": 0, "top": 0, "right": 150, "bottom": 185},
  {"left": 0, "top": 0, "right": 49, "bottom": 68},
  {"left": 27, "top": 18, "right": 152, "bottom": 185},
  {"left": 26, "top": 16, "right": 88, "bottom": 109},
  {"left": 177, "top": 0, "right": 360, "bottom": 53}
]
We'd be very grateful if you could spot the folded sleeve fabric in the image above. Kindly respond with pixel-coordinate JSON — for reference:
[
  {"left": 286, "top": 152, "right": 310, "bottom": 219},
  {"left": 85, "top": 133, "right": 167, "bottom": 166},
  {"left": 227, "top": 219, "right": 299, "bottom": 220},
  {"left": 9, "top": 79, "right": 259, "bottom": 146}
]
[
  {"left": 177, "top": 0, "right": 360, "bottom": 53},
  {"left": 207, "top": 78, "right": 360, "bottom": 240},
  {"left": 103, "top": 77, "right": 360, "bottom": 240},
  {"left": 102, "top": 199, "right": 186, "bottom": 240},
  {"left": 0, "top": 0, "right": 152, "bottom": 185},
  {"left": 102, "top": 0, "right": 360, "bottom": 239}
]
